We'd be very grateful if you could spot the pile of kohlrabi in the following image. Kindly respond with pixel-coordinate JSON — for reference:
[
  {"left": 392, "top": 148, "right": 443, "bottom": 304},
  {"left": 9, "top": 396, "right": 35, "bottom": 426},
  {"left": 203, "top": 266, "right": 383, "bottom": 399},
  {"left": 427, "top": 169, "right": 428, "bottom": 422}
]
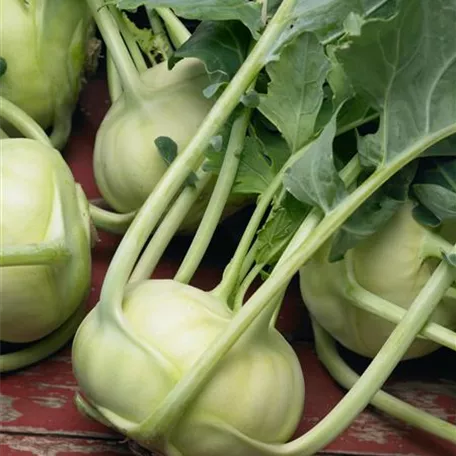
[{"left": 1, "top": 0, "right": 456, "bottom": 454}]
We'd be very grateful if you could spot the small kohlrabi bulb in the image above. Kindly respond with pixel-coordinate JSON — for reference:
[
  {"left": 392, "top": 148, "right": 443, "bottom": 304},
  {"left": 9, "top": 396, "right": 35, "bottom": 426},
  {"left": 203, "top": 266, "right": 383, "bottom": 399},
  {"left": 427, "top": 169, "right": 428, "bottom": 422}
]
[
  {"left": 0, "top": 0, "right": 94, "bottom": 149},
  {"left": 0, "top": 139, "right": 92, "bottom": 343},
  {"left": 299, "top": 201, "right": 456, "bottom": 360},
  {"left": 72, "top": 280, "right": 304, "bottom": 456},
  {"left": 94, "top": 58, "right": 215, "bottom": 214}
]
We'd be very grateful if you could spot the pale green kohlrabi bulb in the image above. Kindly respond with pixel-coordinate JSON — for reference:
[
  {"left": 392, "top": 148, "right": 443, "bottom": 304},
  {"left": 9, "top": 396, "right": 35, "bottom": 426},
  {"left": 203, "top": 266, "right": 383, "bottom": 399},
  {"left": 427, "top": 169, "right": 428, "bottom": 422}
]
[
  {"left": 72, "top": 280, "right": 304, "bottom": 456},
  {"left": 0, "top": 138, "right": 92, "bottom": 343},
  {"left": 93, "top": 58, "right": 250, "bottom": 233},
  {"left": 0, "top": 0, "right": 94, "bottom": 149},
  {"left": 299, "top": 201, "right": 456, "bottom": 360}
]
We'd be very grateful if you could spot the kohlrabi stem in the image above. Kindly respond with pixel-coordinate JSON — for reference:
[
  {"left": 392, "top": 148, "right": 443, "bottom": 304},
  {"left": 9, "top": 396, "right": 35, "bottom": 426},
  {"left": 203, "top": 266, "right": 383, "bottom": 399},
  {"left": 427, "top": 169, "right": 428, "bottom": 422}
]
[
  {"left": 155, "top": 8, "right": 191, "bottom": 48},
  {"left": 421, "top": 230, "right": 453, "bottom": 260},
  {"left": 347, "top": 270, "right": 456, "bottom": 351},
  {"left": 313, "top": 320, "right": 456, "bottom": 444},
  {"left": 175, "top": 108, "right": 252, "bottom": 284},
  {"left": 49, "top": 107, "right": 72, "bottom": 150},
  {"left": 74, "top": 393, "right": 114, "bottom": 429},
  {"left": 99, "top": 0, "right": 299, "bottom": 313},
  {"left": 110, "top": 6, "right": 148, "bottom": 74},
  {"left": 89, "top": 205, "right": 136, "bottom": 234},
  {"left": 146, "top": 9, "right": 173, "bottom": 60},
  {"left": 0, "top": 96, "right": 52, "bottom": 145},
  {"left": 233, "top": 262, "right": 265, "bottom": 312},
  {"left": 129, "top": 168, "right": 213, "bottom": 283},
  {"left": 0, "top": 303, "right": 87, "bottom": 373},
  {"left": 131, "top": 126, "right": 456, "bottom": 442},
  {"left": 212, "top": 144, "right": 311, "bottom": 302},
  {"left": 87, "top": 0, "right": 144, "bottom": 98},
  {"left": 447, "top": 287, "right": 456, "bottom": 300},
  {"left": 107, "top": 51, "right": 123, "bottom": 102},
  {"left": 0, "top": 241, "right": 71, "bottom": 267}
]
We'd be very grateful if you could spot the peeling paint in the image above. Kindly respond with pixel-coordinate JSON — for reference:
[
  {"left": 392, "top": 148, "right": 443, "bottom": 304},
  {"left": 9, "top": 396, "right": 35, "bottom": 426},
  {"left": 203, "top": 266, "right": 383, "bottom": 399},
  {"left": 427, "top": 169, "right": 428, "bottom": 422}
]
[
  {"left": 0, "top": 395, "right": 23, "bottom": 423},
  {"left": 0, "top": 434, "right": 131, "bottom": 455},
  {"left": 33, "top": 382, "right": 79, "bottom": 391},
  {"left": 30, "top": 395, "right": 67, "bottom": 409}
]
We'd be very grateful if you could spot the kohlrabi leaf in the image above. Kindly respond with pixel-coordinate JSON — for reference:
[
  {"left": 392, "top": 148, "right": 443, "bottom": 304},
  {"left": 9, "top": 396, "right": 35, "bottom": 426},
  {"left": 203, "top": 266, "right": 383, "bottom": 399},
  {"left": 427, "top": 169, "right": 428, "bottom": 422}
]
[
  {"left": 412, "top": 158, "right": 456, "bottom": 222},
  {"left": 329, "top": 162, "right": 418, "bottom": 261},
  {"left": 156, "top": 136, "right": 198, "bottom": 186},
  {"left": 114, "top": 0, "right": 263, "bottom": 37},
  {"left": 169, "top": 21, "right": 251, "bottom": 98},
  {"left": 423, "top": 135, "right": 456, "bottom": 157},
  {"left": 233, "top": 128, "right": 290, "bottom": 195},
  {"left": 0, "top": 58, "right": 6, "bottom": 77},
  {"left": 269, "top": 0, "right": 396, "bottom": 61},
  {"left": 444, "top": 252, "right": 456, "bottom": 268},
  {"left": 412, "top": 204, "right": 442, "bottom": 229},
  {"left": 255, "top": 193, "right": 309, "bottom": 265},
  {"left": 259, "top": 32, "right": 330, "bottom": 153},
  {"left": 284, "top": 112, "right": 347, "bottom": 212},
  {"left": 335, "top": 0, "right": 456, "bottom": 167}
]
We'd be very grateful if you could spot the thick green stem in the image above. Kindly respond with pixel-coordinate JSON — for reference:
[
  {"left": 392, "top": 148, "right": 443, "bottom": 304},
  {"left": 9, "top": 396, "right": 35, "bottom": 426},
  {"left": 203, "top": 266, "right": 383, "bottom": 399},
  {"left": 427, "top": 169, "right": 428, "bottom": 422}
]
[
  {"left": 0, "top": 96, "right": 51, "bottom": 145},
  {"left": 349, "top": 285, "right": 456, "bottom": 351},
  {"left": 233, "top": 262, "right": 265, "bottom": 312},
  {"left": 146, "top": 9, "right": 173, "bottom": 60},
  {"left": 314, "top": 320, "right": 456, "bottom": 444},
  {"left": 0, "top": 241, "right": 71, "bottom": 267},
  {"left": 155, "top": 8, "right": 191, "bottom": 48},
  {"left": 107, "top": 51, "right": 123, "bottom": 102},
  {"left": 175, "top": 108, "right": 252, "bottom": 285},
  {"left": 130, "top": 124, "right": 456, "bottom": 443},
  {"left": 89, "top": 204, "right": 136, "bottom": 234},
  {"left": 86, "top": 0, "right": 144, "bottom": 98},
  {"left": 110, "top": 6, "right": 148, "bottom": 74},
  {"left": 0, "top": 303, "right": 87, "bottom": 372},
  {"left": 129, "top": 168, "right": 212, "bottom": 283},
  {"left": 99, "top": 0, "right": 299, "bottom": 314}
]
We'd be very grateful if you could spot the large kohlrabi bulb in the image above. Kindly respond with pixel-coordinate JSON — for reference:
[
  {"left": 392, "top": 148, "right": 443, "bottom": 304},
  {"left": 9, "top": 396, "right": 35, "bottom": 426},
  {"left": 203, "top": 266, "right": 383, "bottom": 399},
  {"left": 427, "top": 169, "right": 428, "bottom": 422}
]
[
  {"left": 299, "top": 202, "right": 456, "bottom": 360},
  {"left": 0, "top": 0, "right": 93, "bottom": 148},
  {"left": 93, "top": 58, "right": 250, "bottom": 232},
  {"left": 0, "top": 138, "right": 92, "bottom": 343},
  {"left": 72, "top": 280, "right": 304, "bottom": 456}
]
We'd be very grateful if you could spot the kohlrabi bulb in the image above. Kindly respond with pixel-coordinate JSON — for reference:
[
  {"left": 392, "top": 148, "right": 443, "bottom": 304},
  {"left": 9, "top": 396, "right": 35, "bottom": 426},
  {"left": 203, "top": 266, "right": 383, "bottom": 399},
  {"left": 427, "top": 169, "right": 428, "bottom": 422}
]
[
  {"left": 0, "top": 138, "right": 92, "bottom": 343},
  {"left": 72, "top": 280, "right": 304, "bottom": 456},
  {"left": 0, "top": 0, "right": 93, "bottom": 148},
  {"left": 93, "top": 58, "right": 251, "bottom": 232},
  {"left": 299, "top": 202, "right": 456, "bottom": 360}
]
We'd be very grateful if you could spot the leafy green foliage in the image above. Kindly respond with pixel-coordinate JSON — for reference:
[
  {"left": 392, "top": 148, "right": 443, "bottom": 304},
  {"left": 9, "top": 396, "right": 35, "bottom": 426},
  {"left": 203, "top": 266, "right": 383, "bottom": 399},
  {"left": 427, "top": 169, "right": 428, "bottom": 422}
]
[
  {"left": 284, "top": 113, "right": 346, "bottom": 212},
  {"left": 412, "top": 158, "right": 456, "bottom": 222},
  {"left": 113, "top": 0, "right": 263, "bottom": 37},
  {"left": 169, "top": 21, "right": 251, "bottom": 98},
  {"left": 259, "top": 32, "right": 330, "bottom": 153},
  {"left": 329, "top": 163, "right": 417, "bottom": 261},
  {"left": 233, "top": 127, "right": 290, "bottom": 195}
]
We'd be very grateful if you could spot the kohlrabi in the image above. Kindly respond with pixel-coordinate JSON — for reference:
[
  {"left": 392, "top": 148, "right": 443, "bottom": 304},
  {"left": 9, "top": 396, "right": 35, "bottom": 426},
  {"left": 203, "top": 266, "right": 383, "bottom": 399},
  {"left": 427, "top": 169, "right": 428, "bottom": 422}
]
[
  {"left": 0, "top": 98, "right": 92, "bottom": 372},
  {"left": 72, "top": 0, "right": 456, "bottom": 453},
  {"left": 0, "top": 0, "right": 94, "bottom": 149},
  {"left": 299, "top": 202, "right": 456, "bottom": 360}
]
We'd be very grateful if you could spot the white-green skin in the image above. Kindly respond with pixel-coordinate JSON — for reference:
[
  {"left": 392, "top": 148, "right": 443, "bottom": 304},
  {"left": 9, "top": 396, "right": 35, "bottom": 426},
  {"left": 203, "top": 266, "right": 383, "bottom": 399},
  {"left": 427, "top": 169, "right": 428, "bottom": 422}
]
[
  {"left": 72, "top": 280, "right": 304, "bottom": 456},
  {"left": 0, "top": 138, "right": 92, "bottom": 343},
  {"left": 93, "top": 58, "right": 249, "bottom": 231},
  {"left": 0, "top": 0, "right": 92, "bottom": 149},
  {"left": 299, "top": 202, "right": 456, "bottom": 360}
]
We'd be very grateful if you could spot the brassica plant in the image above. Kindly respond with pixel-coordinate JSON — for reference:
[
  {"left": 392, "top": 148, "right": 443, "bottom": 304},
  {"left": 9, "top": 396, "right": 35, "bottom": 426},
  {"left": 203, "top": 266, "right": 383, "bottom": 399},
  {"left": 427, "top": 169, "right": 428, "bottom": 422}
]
[
  {"left": 0, "top": 97, "right": 92, "bottom": 372},
  {"left": 71, "top": 0, "right": 456, "bottom": 453},
  {"left": 0, "top": 0, "right": 93, "bottom": 149}
]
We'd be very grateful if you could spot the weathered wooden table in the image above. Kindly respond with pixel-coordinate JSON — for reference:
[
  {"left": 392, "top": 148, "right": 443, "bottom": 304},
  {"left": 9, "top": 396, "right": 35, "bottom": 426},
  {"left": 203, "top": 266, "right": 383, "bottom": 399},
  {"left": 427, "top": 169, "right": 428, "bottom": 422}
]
[{"left": 1, "top": 77, "right": 455, "bottom": 456}]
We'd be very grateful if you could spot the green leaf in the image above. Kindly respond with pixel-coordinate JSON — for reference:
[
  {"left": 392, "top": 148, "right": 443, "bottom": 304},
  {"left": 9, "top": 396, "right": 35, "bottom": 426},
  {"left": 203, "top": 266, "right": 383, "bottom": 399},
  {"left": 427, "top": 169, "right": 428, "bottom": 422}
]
[
  {"left": 412, "top": 158, "right": 456, "bottom": 222},
  {"left": 412, "top": 204, "right": 441, "bottom": 228},
  {"left": 335, "top": 0, "right": 456, "bottom": 166},
  {"left": 169, "top": 21, "right": 251, "bottom": 98},
  {"left": 233, "top": 127, "right": 290, "bottom": 195},
  {"left": 329, "top": 162, "right": 417, "bottom": 261},
  {"left": 284, "top": 111, "right": 347, "bottom": 212},
  {"left": 259, "top": 32, "right": 330, "bottom": 153},
  {"left": 114, "top": 0, "right": 263, "bottom": 37},
  {"left": 156, "top": 136, "right": 198, "bottom": 186},
  {"left": 156, "top": 135, "right": 178, "bottom": 166},
  {"left": 0, "top": 57, "right": 6, "bottom": 78},
  {"left": 444, "top": 252, "right": 456, "bottom": 268},
  {"left": 255, "top": 193, "right": 309, "bottom": 265},
  {"left": 423, "top": 135, "right": 456, "bottom": 157}
]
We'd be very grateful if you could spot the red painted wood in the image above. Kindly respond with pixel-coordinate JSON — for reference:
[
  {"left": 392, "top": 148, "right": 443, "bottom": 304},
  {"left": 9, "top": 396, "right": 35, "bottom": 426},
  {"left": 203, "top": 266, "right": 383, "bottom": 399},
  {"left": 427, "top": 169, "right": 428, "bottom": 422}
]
[{"left": 1, "top": 74, "right": 456, "bottom": 456}]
